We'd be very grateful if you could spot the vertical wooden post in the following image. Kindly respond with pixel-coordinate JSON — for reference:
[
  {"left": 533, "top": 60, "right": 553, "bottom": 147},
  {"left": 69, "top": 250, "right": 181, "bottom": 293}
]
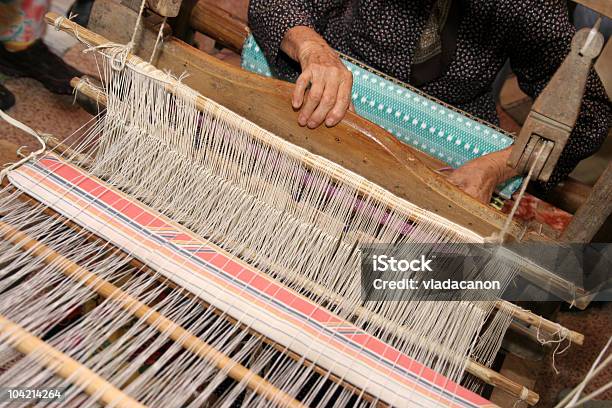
[{"left": 561, "top": 161, "right": 612, "bottom": 242}]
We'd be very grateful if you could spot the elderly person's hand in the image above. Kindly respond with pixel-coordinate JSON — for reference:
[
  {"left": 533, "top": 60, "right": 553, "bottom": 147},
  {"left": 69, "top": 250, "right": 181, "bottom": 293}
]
[
  {"left": 281, "top": 26, "right": 353, "bottom": 128},
  {"left": 446, "top": 147, "right": 518, "bottom": 203}
]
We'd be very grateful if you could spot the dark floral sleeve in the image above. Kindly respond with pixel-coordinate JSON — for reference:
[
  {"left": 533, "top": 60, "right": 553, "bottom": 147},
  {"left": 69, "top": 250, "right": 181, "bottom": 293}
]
[
  {"left": 248, "top": 1, "right": 317, "bottom": 72},
  {"left": 506, "top": 0, "right": 612, "bottom": 191}
]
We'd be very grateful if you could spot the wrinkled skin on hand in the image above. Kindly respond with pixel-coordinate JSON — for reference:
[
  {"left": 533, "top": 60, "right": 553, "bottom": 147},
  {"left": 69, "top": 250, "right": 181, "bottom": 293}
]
[
  {"left": 447, "top": 147, "right": 518, "bottom": 203},
  {"left": 282, "top": 26, "right": 353, "bottom": 129}
]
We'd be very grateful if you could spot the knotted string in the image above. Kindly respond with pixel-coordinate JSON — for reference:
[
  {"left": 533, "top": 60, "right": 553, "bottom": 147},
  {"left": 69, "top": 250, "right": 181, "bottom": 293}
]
[
  {"left": 535, "top": 321, "right": 571, "bottom": 374},
  {"left": 0, "top": 110, "right": 47, "bottom": 183},
  {"left": 54, "top": 0, "right": 165, "bottom": 71}
]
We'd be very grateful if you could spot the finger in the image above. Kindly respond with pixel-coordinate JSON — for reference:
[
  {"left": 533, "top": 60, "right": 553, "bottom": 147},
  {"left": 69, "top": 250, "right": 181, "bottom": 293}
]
[
  {"left": 308, "top": 78, "right": 341, "bottom": 128},
  {"left": 325, "top": 74, "right": 352, "bottom": 126},
  {"left": 293, "top": 71, "right": 312, "bottom": 109},
  {"left": 298, "top": 75, "right": 325, "bottom": 127},
  {"left": 446, "top": 172, "right": 465, "bottom": 188},
  {"left": 480, "top": 184, "right": 496, "bottom": 204},
  {"left": 474, "top": 188, "right": 490, "bottom": 203}
]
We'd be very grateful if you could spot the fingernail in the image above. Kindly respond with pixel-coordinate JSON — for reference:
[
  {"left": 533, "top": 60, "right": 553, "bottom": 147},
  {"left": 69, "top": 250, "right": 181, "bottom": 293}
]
[
  {"left": 307, "top": 121, "right": 317, "bottom": 128},
  {"left": 298, "top": 116, "right": 306, "bottom": 126},
  {"left": 325, "top": 118, "right": 334, "bottom": 127}
]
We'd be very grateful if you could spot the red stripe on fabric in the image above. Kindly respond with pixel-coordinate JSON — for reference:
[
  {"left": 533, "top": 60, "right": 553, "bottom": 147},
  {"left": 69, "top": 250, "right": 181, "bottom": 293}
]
[{"left": 32, "top": 155, "right": 494, "bottom": 407}]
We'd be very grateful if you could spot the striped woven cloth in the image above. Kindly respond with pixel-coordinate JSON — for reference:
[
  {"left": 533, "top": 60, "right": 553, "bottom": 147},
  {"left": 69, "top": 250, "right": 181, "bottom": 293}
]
[
  {"left": 241, "top": 34, "right": 522, "bottom": 199},
  {"left": 9, "top": 153, "right": 499, "bottom": 408}
]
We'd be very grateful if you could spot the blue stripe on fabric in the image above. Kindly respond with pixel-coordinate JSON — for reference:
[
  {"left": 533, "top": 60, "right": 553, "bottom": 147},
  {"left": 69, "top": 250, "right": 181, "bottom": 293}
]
[{"left": 28, "top": 160, "right": 481, "bottom": 408}]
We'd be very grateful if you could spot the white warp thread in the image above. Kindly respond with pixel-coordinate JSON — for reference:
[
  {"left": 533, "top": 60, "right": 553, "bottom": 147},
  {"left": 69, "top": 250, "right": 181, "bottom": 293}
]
[{"left": 0, "top": 110, "right": 47, "bottom": 183}]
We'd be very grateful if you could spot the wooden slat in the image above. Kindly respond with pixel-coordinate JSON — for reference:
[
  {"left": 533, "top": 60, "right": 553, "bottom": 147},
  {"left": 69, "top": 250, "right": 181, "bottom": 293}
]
[
  {"left": 189, "top": 0, "right": 247, "bottom": 53},
  {"left": 562, "top": 161, "right": 612, "bottom": 242},
  {"left": 0, "top": 221, "right": 305, "bottom": 408},
  {"left": 572, "top": 0, "right": 612, "bottom": 18},
  {"left": 489, "top": 354, "right": 539, "bottom": 408}
]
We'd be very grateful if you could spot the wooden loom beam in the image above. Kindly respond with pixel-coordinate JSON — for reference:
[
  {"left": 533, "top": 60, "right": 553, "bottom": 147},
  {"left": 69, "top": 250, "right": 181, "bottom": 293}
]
[
  {"left": 188, "top": 0, "right": 247, "bottom": 54},
  {"left": 0, "top": 221, "right": 306, "bottom": 408},
  {"left": 572, "top": 0, "right": 612, "bottom": 19},
  {"left": 82, "top": 4, "right": 524, "bottom": 241},
  {"left": 561, "top": 160, "right": 612, "bottom": 242},
  {"left": 0, "top": 315, "right": 145, "bottom": 408},
  {"left": 82, "top": 3, "right": 595, "bottom": 309}
]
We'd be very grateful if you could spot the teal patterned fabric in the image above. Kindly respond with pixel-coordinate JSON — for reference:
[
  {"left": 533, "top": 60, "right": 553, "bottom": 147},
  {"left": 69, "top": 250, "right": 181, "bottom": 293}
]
[{"left": 241, "top": 35, "right": 522, "bottom": 198}]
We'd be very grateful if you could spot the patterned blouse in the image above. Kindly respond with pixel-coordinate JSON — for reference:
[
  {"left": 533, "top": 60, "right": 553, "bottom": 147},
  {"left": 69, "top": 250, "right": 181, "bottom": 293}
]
[
  {"left": 248, "top": 0, "right": 611, "bottom": 191},
  {"left": 0, "top": 0, "right": 50, "bottom": 44}
]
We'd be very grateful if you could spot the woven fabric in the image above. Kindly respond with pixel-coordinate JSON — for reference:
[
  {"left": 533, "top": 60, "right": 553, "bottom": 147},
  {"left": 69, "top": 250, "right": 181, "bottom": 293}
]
[
  {"left": 9, "top": 153, "right": 497, "bottom": 408},
  {"left": 241, "top": 35, "right": 522, "bottom": 198}
]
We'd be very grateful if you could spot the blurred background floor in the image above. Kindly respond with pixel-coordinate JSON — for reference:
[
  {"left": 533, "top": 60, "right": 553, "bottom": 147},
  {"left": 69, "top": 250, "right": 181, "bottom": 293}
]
[{"left": 0, "top": 42, "right": 98, "bottom": 149}]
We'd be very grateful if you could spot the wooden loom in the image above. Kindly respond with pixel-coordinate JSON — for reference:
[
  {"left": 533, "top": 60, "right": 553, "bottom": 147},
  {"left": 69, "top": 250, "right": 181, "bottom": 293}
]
[
  {"left": 0, "top": 134, "right": 571, "bottom": 408},
  {"left": 0, "top": 2, "right": 602, "bottom": 407},
  {"left": 82, "top": 0, "right": 607, "bottom": 309}
]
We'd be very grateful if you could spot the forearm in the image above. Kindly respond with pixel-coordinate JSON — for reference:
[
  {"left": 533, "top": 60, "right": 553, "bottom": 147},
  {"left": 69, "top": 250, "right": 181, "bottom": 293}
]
[
  {"left": 281, "top": 26, "right": 330, "bottom": 64},
  {"left": 248, "top": 0, "right": 322, "bottom": 72},
  {"left": 485, "top": 147, "right": 519, "bottom": 184}
]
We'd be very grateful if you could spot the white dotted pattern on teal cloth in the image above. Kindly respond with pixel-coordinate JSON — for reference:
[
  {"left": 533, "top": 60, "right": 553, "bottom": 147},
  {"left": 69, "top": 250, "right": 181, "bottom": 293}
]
[{"left": 242, "top": 35, "right": 522, "bottom": 198}]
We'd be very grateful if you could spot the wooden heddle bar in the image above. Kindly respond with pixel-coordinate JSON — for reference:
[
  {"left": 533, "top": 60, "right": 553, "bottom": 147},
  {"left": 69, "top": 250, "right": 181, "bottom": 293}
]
[
  {"left": 0, "top": 221, "right": 305, "bottom": 408},
  {"left": 0, "top": 315, "right": 145, "bottom": 408}
]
